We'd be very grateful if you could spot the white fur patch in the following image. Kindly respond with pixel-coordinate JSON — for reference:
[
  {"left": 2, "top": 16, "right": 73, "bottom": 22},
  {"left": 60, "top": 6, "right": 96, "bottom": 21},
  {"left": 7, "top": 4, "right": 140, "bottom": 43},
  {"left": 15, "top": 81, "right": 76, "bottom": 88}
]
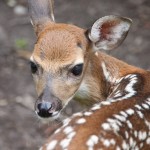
[
  {"left": 101, "top": 123, "right": 111, "bottom": 130},
  {"left": 76, "top": 118, "right": 86, "bottom": 124},
  {"left": 86, "top": 135, "right": 99, "bottom": 150},
  {"left": 84, "top": 111, "right": 93, "bottom": 116},
  {"left": 63, "top": 126, "right": 74, "bottom": 135},
  {"left": 101, "top": 62, "right": 111, "bottom": 82},
  {"left": 30, "top": 55, "right": 34, "bottom": 61},
  {"left": 101, "top": 62, "right": 116, "bottom": 83},
  {"left": 47, "top": 140, "right": 58, "bottom": 150},
  {"left": 76, "top": 81, "right": 89, "bottom": 99},
  {"left": 146, "top": 137, "right": 150, "bottom": 144},
  {"left": 73, "top": 57, "right": 84, "bottom": 65},
  {"left": 60, "top": 131, "right": 76, "bottom": 149}
]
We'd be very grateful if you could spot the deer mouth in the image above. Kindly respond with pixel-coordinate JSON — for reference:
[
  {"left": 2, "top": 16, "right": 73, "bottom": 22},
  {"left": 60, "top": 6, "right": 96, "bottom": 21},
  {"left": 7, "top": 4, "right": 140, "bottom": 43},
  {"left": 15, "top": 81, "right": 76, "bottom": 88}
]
[{"left": 35, "top": 99, "right": 63, "bottom": 119}]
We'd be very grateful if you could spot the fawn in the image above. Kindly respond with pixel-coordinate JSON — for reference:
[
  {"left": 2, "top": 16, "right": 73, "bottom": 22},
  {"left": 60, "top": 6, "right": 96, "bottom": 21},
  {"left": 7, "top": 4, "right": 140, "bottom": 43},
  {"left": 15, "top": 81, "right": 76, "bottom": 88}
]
[{"left": 27, "top": 0, "right": 150, "bottom": 149}]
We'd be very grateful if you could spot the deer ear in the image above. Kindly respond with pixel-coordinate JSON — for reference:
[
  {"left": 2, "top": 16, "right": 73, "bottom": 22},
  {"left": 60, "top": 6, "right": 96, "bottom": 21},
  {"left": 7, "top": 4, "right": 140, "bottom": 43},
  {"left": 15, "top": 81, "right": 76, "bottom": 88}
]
[
  {"left": 88, "top": 15, "right": 132, "bottom": 50},
  {"left": 28, "top": 0, "right": 55, "bottom": 36}
]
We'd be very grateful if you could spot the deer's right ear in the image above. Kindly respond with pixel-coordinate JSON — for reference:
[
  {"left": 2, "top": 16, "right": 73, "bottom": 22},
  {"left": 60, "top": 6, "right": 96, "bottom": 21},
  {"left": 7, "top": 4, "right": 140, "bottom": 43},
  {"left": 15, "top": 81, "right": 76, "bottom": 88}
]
[
  {"left": 27, "top": 0, "right": 55, "bottom": 36},
  {"left": 88, "top": 15, "right": 132, "bottom": 51}
]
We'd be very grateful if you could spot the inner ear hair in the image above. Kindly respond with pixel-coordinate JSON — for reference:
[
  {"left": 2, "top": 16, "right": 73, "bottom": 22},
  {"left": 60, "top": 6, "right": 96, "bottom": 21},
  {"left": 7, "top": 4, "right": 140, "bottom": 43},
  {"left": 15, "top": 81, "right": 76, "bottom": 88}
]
[{"left": 88, "top": 15, "right": 132, "bottom": 51}]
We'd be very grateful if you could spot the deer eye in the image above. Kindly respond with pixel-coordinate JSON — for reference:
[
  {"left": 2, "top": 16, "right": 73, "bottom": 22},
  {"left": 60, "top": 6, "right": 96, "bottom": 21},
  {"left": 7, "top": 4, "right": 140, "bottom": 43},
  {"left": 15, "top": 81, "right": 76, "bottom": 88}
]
[
  {"left": 30, "top": 61, "right": 38, "bottom": 74},
  {"left": 71, "top": 64, "right": 83, "bottom": 76}
]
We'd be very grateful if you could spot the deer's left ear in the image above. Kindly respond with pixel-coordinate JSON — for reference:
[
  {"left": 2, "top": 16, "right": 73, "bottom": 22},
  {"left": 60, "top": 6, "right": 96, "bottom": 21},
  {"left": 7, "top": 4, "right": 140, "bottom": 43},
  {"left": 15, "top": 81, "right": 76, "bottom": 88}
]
[{"left": 88, "top": 15, "right": 132, "bottom": 50}]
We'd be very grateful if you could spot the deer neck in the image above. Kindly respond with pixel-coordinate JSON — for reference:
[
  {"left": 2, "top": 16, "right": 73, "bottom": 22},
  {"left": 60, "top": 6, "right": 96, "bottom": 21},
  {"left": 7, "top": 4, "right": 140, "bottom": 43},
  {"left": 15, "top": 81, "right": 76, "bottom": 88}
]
[{"left": 76, "top": 51, "right": 149, "bottom": 103}]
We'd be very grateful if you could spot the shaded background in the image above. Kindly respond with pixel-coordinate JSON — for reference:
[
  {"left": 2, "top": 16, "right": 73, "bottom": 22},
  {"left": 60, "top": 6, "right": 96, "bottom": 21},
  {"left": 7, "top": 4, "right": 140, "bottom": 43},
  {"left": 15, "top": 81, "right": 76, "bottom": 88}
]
[{"left": 0, "top": 0, "right": 150, "bottom": 149}]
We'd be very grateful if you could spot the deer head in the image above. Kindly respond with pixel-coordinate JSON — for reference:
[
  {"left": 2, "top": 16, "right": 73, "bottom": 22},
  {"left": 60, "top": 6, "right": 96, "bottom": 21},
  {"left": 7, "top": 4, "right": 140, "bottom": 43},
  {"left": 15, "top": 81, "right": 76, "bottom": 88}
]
[{"left": 28, "top": 0, "right": 132, "bottom": 120}]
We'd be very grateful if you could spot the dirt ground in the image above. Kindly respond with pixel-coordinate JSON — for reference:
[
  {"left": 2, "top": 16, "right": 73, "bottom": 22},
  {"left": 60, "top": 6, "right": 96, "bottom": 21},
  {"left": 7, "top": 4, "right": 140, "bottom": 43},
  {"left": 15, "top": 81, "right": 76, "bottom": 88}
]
[{"left": 0, "top": 0, "right": 149, "bottom": 149}]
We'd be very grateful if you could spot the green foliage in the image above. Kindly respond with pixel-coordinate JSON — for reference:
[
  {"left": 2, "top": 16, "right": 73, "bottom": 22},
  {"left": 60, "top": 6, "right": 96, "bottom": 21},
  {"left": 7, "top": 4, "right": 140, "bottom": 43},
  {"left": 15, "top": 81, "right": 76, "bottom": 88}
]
[{"left": 15, "top": 39, "right": 28, "bottom": 49}]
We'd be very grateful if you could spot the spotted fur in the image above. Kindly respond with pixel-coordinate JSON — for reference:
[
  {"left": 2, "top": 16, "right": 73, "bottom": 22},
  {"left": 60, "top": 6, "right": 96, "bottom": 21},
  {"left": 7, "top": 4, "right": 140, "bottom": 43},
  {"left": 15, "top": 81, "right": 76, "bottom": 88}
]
[{"left": 40, "top": 72, "right": 150, "bottom": 150}]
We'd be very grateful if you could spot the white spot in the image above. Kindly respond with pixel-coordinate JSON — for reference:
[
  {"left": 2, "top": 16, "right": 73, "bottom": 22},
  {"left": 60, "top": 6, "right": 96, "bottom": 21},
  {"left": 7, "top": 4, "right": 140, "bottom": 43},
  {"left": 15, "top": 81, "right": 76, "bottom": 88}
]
[
  {"left": 116, "top": 146, "right": 121, "bottom": 150},
  {"left": 138, "top": 131, "right": 147, "bottom": 140},
  {"left": 125, "top": 131, "right": 129, "bottom": 139},
  {"left": 140, "top": 143, "right": 144, "bottom": 148},
  {"left": 73, "top": 112, "right": 83, "bottom": 117},
  {"left": 103, "top": 139, "right": 111, "bottom": 147},
  {"left": 114, "top": 114, "right": 126, "bottom": 122},
  {"left": 107, "top": 118, "right": 122, "bottom": 127},
  {"left": 63, "top": 126, "right": 73, "bottom": 135},
  {"left": 101, "top": 101, "right": 111, "bottom": 105},
  {"left": 126, "top": 120, "right": 133, "bottom": 129},
  {"left": 60, "top": 138, "right": 70, "bottom": 149},
  {"left": 146, "top": 137, "right": 150, "bottom": 144},
  {"left": 142, "top": 131, "right": 147, "bottom": 140},
  {"left": 129, "top": 137, "right": 135, "bottom": 147},
  {"left": 101, "top": 123, "right": 111, "bottom": 130},
  {"left": 86, "top": 135, "right": 99, "bottom": 149},
  {"left": 107, "top": 118, "right": 115, "bottom": 123},
  {"left": 142, "top": 103, "right": 149, "bottom": 109},
  {"left": 134, "top": 130, "right": 138, "bottom": 138},
  {"left": 126, "top": 109, "right": 134, "bottom": 115},
  {"left": 138, "top": 131, "right": 147, "bottom": 141},
  {"left": 146, "top": 100, "right": 150, "bottom": 106},
  {"left": 111, "top": 121, "right": 120, "bottom": 131},
  {"left": 134, "top": 146, "right": 140, "bottom": 150},
  {"left": 54, "top": 128, "right": 61, "bottom": 134},
  {"left": 145, "top": 120, "right": 150, "bottom": 129},
  {"left": 135, "top": 105, "right": 143, "bottom": 110},
  {"left": 76, "top": 118, "right": 86, "bottom": 124},
  {"left": 67, "top": 131, "right": 76, "bottom": 139},
  {"left": 136, "top": 110, "right": 144, "bottom": 119},
  {"left": 47, "top": 140, "right": 58, "bottom": 150},
  {"left": 120, "top": 111, "right": 128, "bottom": 117},
  {"left": 84, "top": 112, "right": 93, "bottom": 116},
  {"left": 110, "top": 139, "right": 116, "bottom": 145},
  {"left": 91, "top": 104, "right": 101, "bottom": 111},
  {"left": 115, "top": 119, "right": 122, "bottom": 126},
  {"left": 63, "top": 118, "right": 71, "bottom": 127},
  {"left": 60, "top": 132, "right": 76, "bottom": 149},
  {"left": 122, "top": 140, "right": 129, "bottom": 149}
]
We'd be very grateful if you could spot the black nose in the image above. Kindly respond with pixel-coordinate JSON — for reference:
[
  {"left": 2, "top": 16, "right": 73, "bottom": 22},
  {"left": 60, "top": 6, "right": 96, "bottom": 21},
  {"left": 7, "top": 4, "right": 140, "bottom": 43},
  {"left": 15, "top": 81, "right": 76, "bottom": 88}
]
[{"left": 37, "top": 102, "right": 53, "bottom": 118}]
